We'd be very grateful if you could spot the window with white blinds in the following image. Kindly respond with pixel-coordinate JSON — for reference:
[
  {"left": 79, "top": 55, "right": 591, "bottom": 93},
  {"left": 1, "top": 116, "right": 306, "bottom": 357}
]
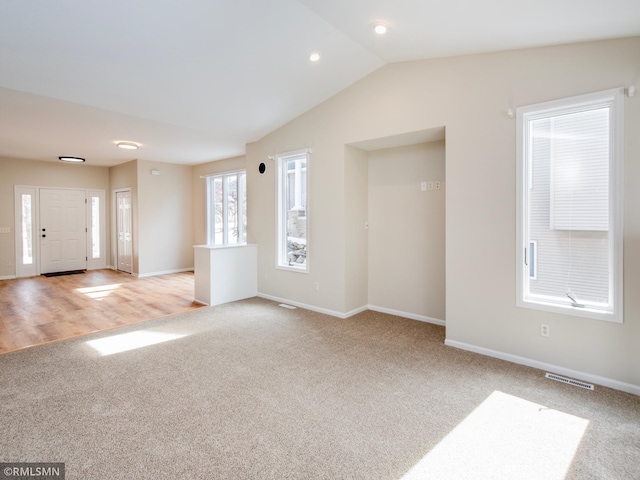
[
  {"left": 549, "top": 108, "right": 610, "bottom": 231},
  {"left": 516, "top": 89, "right": 624, "bottom": 323}
]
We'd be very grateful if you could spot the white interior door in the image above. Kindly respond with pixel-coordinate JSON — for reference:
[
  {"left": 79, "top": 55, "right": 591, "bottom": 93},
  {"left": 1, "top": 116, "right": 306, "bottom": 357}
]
[
  {"left": 40, "top": 188, "right": 87, "bottom": 274},
  {"left": 116, "top": 190, "right": 133, "bottom": 274}
]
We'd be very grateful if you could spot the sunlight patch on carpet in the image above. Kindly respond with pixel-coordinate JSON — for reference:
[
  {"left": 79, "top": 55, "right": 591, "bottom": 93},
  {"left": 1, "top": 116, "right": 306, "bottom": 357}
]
[
  {"left": 401, "top": 390, "right": 588, "bottom": 480},
  {"left": 86, "top": 330, "right": 188, "bottom": 356}
]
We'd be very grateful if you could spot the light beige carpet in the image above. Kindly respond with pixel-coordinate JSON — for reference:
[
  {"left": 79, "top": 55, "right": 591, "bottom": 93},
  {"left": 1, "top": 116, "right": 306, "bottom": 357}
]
[{"left": 1, "top": 298, "right": 639, "bottom": 479}]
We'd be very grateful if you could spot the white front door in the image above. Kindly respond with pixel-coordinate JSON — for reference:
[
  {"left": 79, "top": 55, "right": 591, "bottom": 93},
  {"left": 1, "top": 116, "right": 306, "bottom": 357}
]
[
  {"left": 40, "top": 188, "right": 87, "bottom": 274},
  {"left": 116, "top": 190, "right": 133, "bottom": 274}
]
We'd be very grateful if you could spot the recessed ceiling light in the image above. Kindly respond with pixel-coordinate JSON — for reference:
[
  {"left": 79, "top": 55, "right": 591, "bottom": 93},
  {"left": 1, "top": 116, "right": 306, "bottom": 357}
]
[
  {"left": 117, "top": 141, "right": 139, "bottom": 150},
  {"left": 59, "top": 156, "right": 85, "bottom": 163},
  {"left": 309, "top": 52, "right": 321, "bottom": 62},
  {"left": 373, "top": 23, "right": 388, "bottom": 35}
]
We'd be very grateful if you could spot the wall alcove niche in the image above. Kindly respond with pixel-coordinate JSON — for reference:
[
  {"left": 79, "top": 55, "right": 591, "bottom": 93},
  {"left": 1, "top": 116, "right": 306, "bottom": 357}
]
[{"left": 346, "top": 126, "right": 446, "bottom": 325}]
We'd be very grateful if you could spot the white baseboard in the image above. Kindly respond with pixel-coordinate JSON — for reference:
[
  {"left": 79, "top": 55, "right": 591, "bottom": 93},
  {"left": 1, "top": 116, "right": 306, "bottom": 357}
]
[
  {"left": 257, "top": 293, "right": 348, "bottom": 318},
  {"left": 368, "top": 305, "right": 446, "bottom": 326},
  {"left": 135, "top": 267, "right": 194, "bottom": 278},
  {"left": 445, "top": 339, "right": 640, "bottom": 397},
  {"left": 344, "top": 305, "right": 369, "bottom": 318},
  {"left": 256, "top": 294, "right": 447, "bottom": 326},
  {"left": 0, "top": 275, "right": 17, "bottom": 281}
]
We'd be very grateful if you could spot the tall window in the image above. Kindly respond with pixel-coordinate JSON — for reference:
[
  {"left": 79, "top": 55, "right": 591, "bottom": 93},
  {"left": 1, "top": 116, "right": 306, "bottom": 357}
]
[
  {"left": 87, "top": 189, "right": 106, "bottom": 269},
  {"left": 516, "top": 89, "right": 624, "bottom": 323},
  {"left": 15, "top": 186, "right": 37, "bottom": 278},
  {"left": 21, "top": 193, "right": 33, "bottom": 265},
  {"left": 207, "top": 171, "right": 246, "bottom": 246},
  {"left": 91, "top": 196, "right": 101, "bottom": 259},
  {"left": 276, "top": 149, "right": 309, "bottom": 272}
]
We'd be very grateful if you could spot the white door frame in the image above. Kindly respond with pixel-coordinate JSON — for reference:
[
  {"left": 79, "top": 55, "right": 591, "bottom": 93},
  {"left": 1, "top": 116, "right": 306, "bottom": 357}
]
[
  {"left": 14, "top": 185, "right": 107, "bottom": 278},
  {"left": 39, "top": 188, "right": 87, "bottom": 274},
  {"left": 113, "top": 188, "right": 133, "bottom": 274}
]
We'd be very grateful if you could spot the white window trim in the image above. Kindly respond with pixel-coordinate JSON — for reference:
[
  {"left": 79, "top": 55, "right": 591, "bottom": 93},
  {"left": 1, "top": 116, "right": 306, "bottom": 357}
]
[
  {"left": 87, "top": 189, "right": 107, "bottom": 270},
  {"left": 516, "top": 88, "right": 624, "bottom": 323},
  {"left": 205, "top": 170, "right": 246, "bottom": 246},
  {"left": 276, "top": 148, "right": 310, "bottom": 273},
  {"left": 14, "top": 186, "right": 39, "bottom": 278}
]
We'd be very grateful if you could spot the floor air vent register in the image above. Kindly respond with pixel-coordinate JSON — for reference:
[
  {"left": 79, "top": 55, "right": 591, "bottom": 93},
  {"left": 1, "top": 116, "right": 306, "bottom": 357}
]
[{"left": 545, "top": 373, "right": 595, "bottom": 390}]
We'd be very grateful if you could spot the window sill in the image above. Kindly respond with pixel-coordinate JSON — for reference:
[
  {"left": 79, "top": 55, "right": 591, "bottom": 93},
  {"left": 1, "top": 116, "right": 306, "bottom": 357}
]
[
  {"left": 517, "top": 298, "right": 621, "bottom": 324},
  {"left": 276, "top": 264, "right": 308, "bottom": 274},
  {"left": 194, "top": 243, "right": 253, "bottom": 250}
]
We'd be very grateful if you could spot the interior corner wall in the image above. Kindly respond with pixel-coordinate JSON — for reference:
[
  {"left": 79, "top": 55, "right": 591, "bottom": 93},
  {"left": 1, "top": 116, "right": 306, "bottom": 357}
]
[
  {"left": 246, "top": 141, "right": 280, "bottom": 303},
  {"left": 344, "top": 145, "right": 369, "bottom": 313},
  {"left": 136, "top": 160, "right": 193, "bottom": 276},
  {"left": 109, "top": 160, "right": 139, "bottom": 274},
  {"left": 192, "top": 156, "right": 246, "bottom": 246},
  {"left": 246, "top": 36, "right": 640, "bottom": 390},
  {"left": 367, "top": 141, "right": 446, "bottom": 321},
  {"left": 0, "top": 157, "right": 110, "bottom": 278}
]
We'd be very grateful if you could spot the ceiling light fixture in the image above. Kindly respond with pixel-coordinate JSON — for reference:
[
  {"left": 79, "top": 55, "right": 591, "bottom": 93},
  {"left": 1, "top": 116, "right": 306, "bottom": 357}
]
[
  {"left": 59, "top": 156, "right": 85, "bottom": 163},
  {"left": 309, "top": 52, "right": 321, "bottom": 62},
  {"left": 373, "top": 23, "right": 388, "bottom": 35},
  {"left": 117, "top": 141, "right": 139, "bottom": 150}
]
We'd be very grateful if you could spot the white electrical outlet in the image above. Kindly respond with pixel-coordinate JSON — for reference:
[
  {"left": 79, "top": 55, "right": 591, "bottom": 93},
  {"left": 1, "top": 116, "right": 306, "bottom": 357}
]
[
  {"left": 314, "top": 282, "right": 319, "bottom": 291},
  {"left": 427, "top": 181, "right": 434, "bottom": 191},
  {"left": 435, "top": 181, "right": 441, "bottom": 190},
  {"left": 541, "top": 324, "right": 550, "bottom": 337}
]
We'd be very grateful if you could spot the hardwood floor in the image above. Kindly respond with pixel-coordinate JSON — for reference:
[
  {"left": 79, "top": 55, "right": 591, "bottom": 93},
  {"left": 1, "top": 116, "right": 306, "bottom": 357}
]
[{"left": 0, "top": 269, "right": 204, "bottom": 354}]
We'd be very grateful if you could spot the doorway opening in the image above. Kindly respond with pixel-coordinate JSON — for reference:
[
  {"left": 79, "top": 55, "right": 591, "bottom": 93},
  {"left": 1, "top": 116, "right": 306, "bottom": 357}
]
[{"left": 346, "top": 126, "right": 446, "bottom": 324}]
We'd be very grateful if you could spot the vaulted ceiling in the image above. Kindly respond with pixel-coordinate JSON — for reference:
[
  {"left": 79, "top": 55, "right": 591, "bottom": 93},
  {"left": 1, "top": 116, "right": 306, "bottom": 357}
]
[{"left": 1, "top": 0, "right": 639, "bottom": 166}]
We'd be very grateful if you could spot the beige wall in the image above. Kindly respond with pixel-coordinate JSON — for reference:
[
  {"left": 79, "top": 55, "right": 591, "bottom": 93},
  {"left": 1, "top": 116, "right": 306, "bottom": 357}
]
[
  {"left": 0, "top": 157, "right": 110, "bottom": 278},
  {"left": 137, "top": 160, "right": 193, "bottom": 276},
  {"left": 192, "top": 156, "right": 246, "bottom": 246},
  {"left": 367, "top": 141, "right": 445, "bottom": 321},
  {"left": 247, "top": 37, "right": 640, "bottom": 390}
]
